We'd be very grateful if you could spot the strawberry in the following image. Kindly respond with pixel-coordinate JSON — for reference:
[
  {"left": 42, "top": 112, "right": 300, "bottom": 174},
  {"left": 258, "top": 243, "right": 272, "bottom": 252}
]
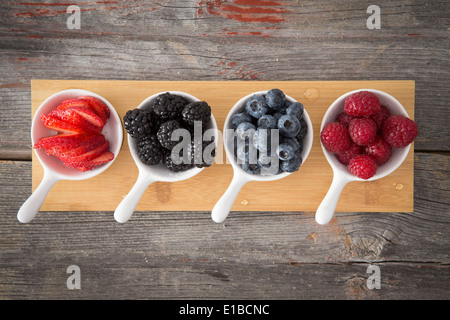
[
  {"left": 62, "top": 140, "right": 109, "bottom": 163},
  {"left": 56, "top": 134, "right": 106, "bottom": 160},
  {"left": 36, "top": 95, "right": 113, "bottom": 172},
  {"left": 33, "top": 133, "right": 84, "bottom": 151},
  {"left": 69, "top": 151, "right": 114, "bottom": 172},
  {"left": 57, "top": 98, "right": 94, "bottom": 112},
  {"left": 78, "top": 96, "right": 110, "bottom": 124},
  {"left": 67, "top": 106, "right": 104, "bottom": 128},
  {"left": 40, "top": 113, "right": 87, "bottom": 134},
  {"left": 49, "top": 107, "right": 103, "bottom": 134}
]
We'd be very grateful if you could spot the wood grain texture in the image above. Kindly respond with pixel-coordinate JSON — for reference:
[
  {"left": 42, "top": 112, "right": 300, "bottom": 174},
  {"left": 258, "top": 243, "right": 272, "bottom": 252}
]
[
  {"left": 0, "top": 152, "right": 449, "bottom": 299},
  {"left": 31, "top": 79, "right": 414, "bottom": 212}
]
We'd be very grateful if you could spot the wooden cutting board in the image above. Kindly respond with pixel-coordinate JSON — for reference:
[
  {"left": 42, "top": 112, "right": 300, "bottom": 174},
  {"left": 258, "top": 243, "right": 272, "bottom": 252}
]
[{"left": 31, "top": 80, "right": 414, "bottom": 213}]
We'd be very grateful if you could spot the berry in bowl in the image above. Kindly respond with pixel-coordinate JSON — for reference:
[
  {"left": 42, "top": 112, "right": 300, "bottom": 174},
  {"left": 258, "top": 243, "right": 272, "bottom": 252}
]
[
  {"left": 316, "top": 89, "right": 417, "bottom": 225},
  {"left": 18, "top": 89, "right": 123, "bottom": 223},
  {"left": 114, "top": 91, "right": 218, "bottom": 223},
  {"left": 211, "top": 88, "right": 313, "bottom": 223}
]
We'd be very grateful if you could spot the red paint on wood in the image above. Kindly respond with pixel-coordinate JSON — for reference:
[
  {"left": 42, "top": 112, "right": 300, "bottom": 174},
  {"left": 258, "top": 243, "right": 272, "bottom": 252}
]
[
  {"left": 233, "top": 0, "right": 284, "bottom": 6},
  {"left": 198, "top": 0, "right": 289, "bottom": 23}
]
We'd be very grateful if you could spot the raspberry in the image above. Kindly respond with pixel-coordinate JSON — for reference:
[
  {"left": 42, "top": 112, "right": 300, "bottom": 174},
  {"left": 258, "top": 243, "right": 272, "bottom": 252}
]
[
  {"left": 335, "top": 141, "right": 362, "bottom": 165},
  {"left": 364, "top": 136, "right": 392, "bottom": 165},
  {"left": 348, "top": 154, "right": 377, "bottom": 180},
  {"left": 320, "top": 122, "right": 352, "bottom": 153},
  {"left": 382, "top": 115, "right": 418, "bottom": 148},
  {"left": 370, "top": 104, "right": 391, "bottom": 130},
  {"left": 348, "top": 118, "right": 377, "bottom": 146},
  {"left": 344, "top": 91, "right": 381, "bottom": 117},
  {"left": 336, "top": 111, "right": 356, "bottom": 127}
]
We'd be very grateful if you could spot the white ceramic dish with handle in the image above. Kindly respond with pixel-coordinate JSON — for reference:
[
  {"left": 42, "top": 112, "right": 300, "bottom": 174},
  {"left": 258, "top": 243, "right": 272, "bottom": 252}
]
[
  {"left": 17, "top": 89, "right": 123, "bottom": 223},
  {"left": 211, "top": 90, "right": 313, "bottom": 223},
  {"left": 315, "top": 89, "right": 411, "bottom": 225},
  {"left": 114, "top": 91, "right": 218, "bottom": 223}
]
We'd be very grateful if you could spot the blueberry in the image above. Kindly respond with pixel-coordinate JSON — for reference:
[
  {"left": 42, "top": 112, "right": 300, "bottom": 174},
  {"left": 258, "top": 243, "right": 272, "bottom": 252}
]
[
  {"left": 278, "top": 114, "right": 301, "bottom": 138},
  {"left": 265, "top": 88, "right": 286, "bottom": 111},
  {"left": 257, "top": 151, "right": 272, "bottom": 168},
  {"left": 259, "top": 154, "right": 281, "bottom": 176},
  {"left": 272, "top": 112, "right": 285, "bottom": 122},
  {"left": 245, "top": 94, "right": 269, "bottom": 119},
  {"left": 241, "top": 162, "right": 261, "bottom": 175},
  {"left": 280, "top": 136, "right": 301, "bottom": 152},
  {"left": 253, "top": 128, "right": 278, "bottom": 153},
  {"left": 236, "top": 138, "right": 257, "bottom": 164},
  {"left": 286, "top": 102, "right": 304, "bottom": 119},
  {"left": 280, "top": 153, "right": 302, "bottom": 173},
  {"left": 236, "top": 122, "right": 256, "bottom": 140},
  {"left": 257, "top": 114, "right": 277, "bottom": 129},
  {"left": 230, "top": 112, "right": 252, "bottom": 129},
  {"left": 296, "top": 118, "right": 308, "bottom": 140},
  {"left": 276, "top": 143, "right": 295, "bottom": 161}
]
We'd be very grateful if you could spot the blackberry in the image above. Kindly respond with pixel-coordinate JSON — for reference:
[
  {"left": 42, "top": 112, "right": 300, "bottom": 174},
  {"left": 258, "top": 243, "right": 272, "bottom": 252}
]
[
  {"left": 137, "top": 134, "right": 163, "bottom": 165},
  {"left": 181, "top": 101, "right": 211, "bottom": 127},
  {"left": 152, "top": 92, "right": 189, "bottom": 121},
  {"left": 123, "top": 108, "right": 154, "bottom": 139},
  {"left": 191, "top": 139, "right": 216, "bottom": 168},
  {"left": 162, "top": 151, "right": 193, "bottom": 172},
  {"left": 157, "top": 120, "right": 183, "bottom": 150}
]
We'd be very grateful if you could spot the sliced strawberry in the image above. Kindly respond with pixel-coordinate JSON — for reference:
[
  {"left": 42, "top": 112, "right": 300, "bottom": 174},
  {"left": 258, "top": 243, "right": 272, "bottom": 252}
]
[
  {"left": 40, "top": 113, "right": 87, "bottom": 134},
  {"left": 68, "top": 151, "right": 114, "bottom": 172},
  {"left": 33, "top": 133, "right": 84, "bottom": 150},
  {"left": 64, "top": 106, "right": 104, "bottom": 129},
  {"left": 45, "top": 136, "right": 96, "bottom": 157},
  {"left": 56, "top": 134, "right": 106, "bottom": 160},
  {"left": 57, "top": 98, "right": 94, "bottom": 112},
  {"left": 62, "top": 140, "right": 109, "bottom": 163},
  {"left": 78, "top": 96, "right": 110, "bottom": 124},
  {"left": 49, "top": 107, "right": 103, "bottom": 134}
]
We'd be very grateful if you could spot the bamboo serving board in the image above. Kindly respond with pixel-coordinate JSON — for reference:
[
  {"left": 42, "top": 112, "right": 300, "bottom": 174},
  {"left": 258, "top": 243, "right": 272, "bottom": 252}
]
[{"left": 31, "top": 80, "right": 414, "bottom": 213}]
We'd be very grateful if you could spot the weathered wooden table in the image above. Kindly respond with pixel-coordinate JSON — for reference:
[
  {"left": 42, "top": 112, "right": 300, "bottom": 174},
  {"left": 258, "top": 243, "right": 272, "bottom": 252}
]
[{"left": 1, "top": 0, "right": 449, "bottom": 301}]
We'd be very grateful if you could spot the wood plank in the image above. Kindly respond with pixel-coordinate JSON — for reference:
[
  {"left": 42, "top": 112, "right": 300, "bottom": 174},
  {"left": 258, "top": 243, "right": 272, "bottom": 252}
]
[
  {"left": 31, "top": 80, "right": 414, "bottom": 212},
  {"left": 0, "top": 152, "right": 448, "bottom": 299},
  {"left": 0, "top": 1, "right": 449, "bottom": 158}
]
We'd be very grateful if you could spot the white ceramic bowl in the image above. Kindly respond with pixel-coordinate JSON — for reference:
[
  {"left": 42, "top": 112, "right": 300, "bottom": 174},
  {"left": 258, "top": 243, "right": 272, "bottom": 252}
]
[
  {"left": 18, "top": 89, "right": 123, "bottom": 223},
  {"left": 211, "top": 90, "right": 314, "bottom": 223},
  {"left": 315, "top": 89, "right": 411, "bottom": 225},
  {"left": 114, "top": 91, "right": 219, "bottom": 223}
]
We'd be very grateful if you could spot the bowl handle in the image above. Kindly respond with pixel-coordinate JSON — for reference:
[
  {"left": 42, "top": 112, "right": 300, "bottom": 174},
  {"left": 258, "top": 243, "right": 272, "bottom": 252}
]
[
  {"left": 211, "top": 174, "right": 248, "bottom": 223},
  {"left": 17, "top": 172, "right": 60, "bottom": 223},
  {"left": 114, "top": 173, "right": 155, "bottom": 223},
  {"left": 315, "top": 172, "right": 351, "bottom": 225}
]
